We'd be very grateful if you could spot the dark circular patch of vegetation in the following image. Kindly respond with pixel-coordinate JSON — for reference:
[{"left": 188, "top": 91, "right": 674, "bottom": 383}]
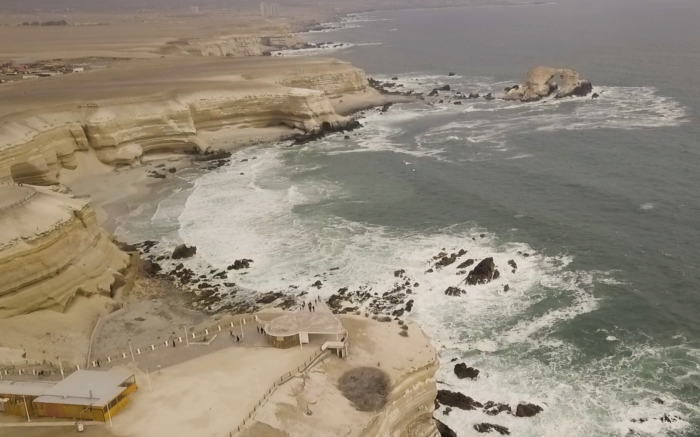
[{"left": 338, "top": 367, "right": 390, "bottom": 412}]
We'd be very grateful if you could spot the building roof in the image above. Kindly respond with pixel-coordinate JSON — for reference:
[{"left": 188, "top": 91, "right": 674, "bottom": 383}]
[
  {"left": 265, "top": 311, "right": 344, "bottom": 337},
  {"left": 0, "top": 380, "right": 56, "bottom": 397},
  {"left": 33, "top": 368, "right": 133, "bottom": 408}
]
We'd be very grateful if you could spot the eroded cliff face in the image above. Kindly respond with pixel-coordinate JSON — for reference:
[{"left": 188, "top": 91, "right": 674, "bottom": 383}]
[
  {"left": 0, "top": 187, "right": 129, "bottom": 319},
  {"left": 0, "top": 65, "right": 365, "bottom": 183},
  {"left": 359, "top": 359, "right": 440, "bottom": 437},
  {"left": 504, "top": 66, "right": 593, "bottom": 102}
]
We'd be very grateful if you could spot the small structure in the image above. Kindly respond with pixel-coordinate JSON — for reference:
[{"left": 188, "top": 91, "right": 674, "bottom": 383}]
[
  {"left": 72, "top": 67, "right": 84, "bottom": 73},
  {"left": 0, "top": 368, "right": 137, "bottom": 422},
  {"left": 264, "top": 311, "right": 347, "bottom": 356}
]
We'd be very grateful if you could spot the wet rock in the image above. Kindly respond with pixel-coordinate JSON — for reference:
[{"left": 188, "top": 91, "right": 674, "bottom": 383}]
[
  {"left": 448, "top": 72, "right": 456, "bottom": 77},
  {"left": 437, "top": 84, "right": 451, "bottom": 91},
  {"left": 436, "top": 390, "right": 482, "bottom": 410},
  {"left": 436, "top": 253, "right": 459, "bottom": 268},
  {"left": 483, "top": 402, "right": 512, "bottom": 416},
  {"left": 556, "top": 80, "right": 593, "bottom": 99},
  {"left": 592, "top": 92, "right": 600, "bottom": 99},
  {"left": 172, "top": 244, "right": 197, "bottom": 260},
  {"left": 454, "top": 101, "right": 462, "bottom": 105},
  {"left": 428, "top": 89, "right": 439, "bottom": 97},
  {"left": 515, "top": 403, "right": 543, "bottom": 418},
  {"left": 213, "top": 271, "right": 227, "bottom": 279},
  {"left": 148, "top": 171, "right": 166, "bottom": 179},
  {"left": 465, "top": 258, "right": 496, "bottom": 285},
  {"left": 391, "top": 76, "right": 399, "bottom": 80},
  {"left": 224, "top": 282, "right": 236, "bottom": 287},
  {"left": 168, "top": 167, "right": 176, "bottom": 173},
  {"left": 468, "top": 92, "right": 480, "bottom": 99},
  {"left": 435, "top": 419, "right": 458, "bottom": 437},
  {"left": 198, "top": 282, "right": 213, "bottom": 289},
  {"left": 381, "top": 103, "right": 394, "bottom": 112},
  {"left": 457, "top": 259, "right": 475, "bottom": 269},
  {"left": 445, "top": 286, "right": 466, "bottom": 296},
  {"left": 653, "top": 397, "right": 665, "bottom": 405},
  {"left": 508, "top": 260, "right": 517, "bottom": 269},
  {"left": 312, "top": 280, "right": 323, "bottom": 289},
  {"left": 192, "top": 150, "right": 232, "bottom": 162},
  {"left": 141, "top": 260, "right": 162, "bottom": 275},
  {"left": 484, "top": 93, "right": 495, "bottom": 101},
  {"left": 257, "top": 292, "right": 284, "bottom": 304},
  {"left": 228, "top": 259, "right": 253, "bottom": 270},
  {"left": 503, "top": 284, "right": 510, "bottom": 292},
  {"left": 474, "top": 423, "right": 510, "bottom": 435},
  {"left": 394, "top": 269, "right": 406, "bottom": 277},
  {"left": 454, "top": 363, "right": 480, "bottom": 380}
]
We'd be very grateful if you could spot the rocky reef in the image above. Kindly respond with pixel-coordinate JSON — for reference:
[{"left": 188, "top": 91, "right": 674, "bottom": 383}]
[
  {"left": 0, "top": 187, "right": 129, "bottom": 318},
  {"left": 503, "top": 66, "right": 593, "bottom": 102}
]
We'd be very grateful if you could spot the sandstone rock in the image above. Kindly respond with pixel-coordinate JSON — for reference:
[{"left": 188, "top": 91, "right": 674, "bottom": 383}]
[
  {"left": 172, "top": 244, "right": 197, "bottom": 260},
  {"left": 503, "top": 66, "right": 593, "bottom": 102}
]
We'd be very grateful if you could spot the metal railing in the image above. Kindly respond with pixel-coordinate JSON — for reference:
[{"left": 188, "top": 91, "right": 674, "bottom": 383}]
[{"left": 0, "top": 183, "right": 36, "bottom": 212}]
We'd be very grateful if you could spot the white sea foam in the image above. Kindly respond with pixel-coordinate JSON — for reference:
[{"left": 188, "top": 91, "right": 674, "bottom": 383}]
[{"left": 641, "top": 203, "right": 655, "bottom": 210}]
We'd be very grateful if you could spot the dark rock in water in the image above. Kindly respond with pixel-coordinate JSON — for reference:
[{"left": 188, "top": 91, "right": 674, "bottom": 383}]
[
  {"left": 344, "top": 135, "right": 350, "bottom": 139},
  {"left": 454, "top": 363, "right": 480, "bottom": 380},
  {"left": 454, "top": 101, "right": 462, "bottom": 105},
  {"left": 438, "top": 84, "right": 451, "bottom": 91},
  {"left": 141, "top": 260, "right": 162, "bottom": 275},
  {"left": 426, "top": 268, "right": 434, "bottom": 273},
  {"left": 445, "top": 286, "right": 466, "bottom": 296},
  {"left": 493, "top": 270, "right": 500, "bottom": 280},
  {"left": 451, "top": 357, "right": 458, "bottom": 362},
  {"left": 192, "top": 150, "right": 231, "bottom": 162},
  {"left": 435, "top": 419, "right": 458, "bottom": 437},
  {"left": 457, "top": 259, "right": 475, "bottom": 269},
  {"left": 508, "top": 260, "right": 517, "bottom": 269},
  {"left": 381, "top": 103, "right": 394, "bottom": 112},
  {"left": 428, "top": 89, "right": 440, "bottom": 97},
  {"left": 448, "top": 72, "right": 456, "bottom": 77},
  {"left": 224, "top": 282, "right": 236, "bottom": 287},
  {"left": 442, "top": 406, "right": 452, "bottom": 415},
  {"left": 592, "top": 92, "right": 599, "bottom": 99},
  {"left": 484, "top": 93, "right": 495, "bottom": 101},
  {"left": 394, "top": 269, "right": 406, "bottom": 277},
  {"left": 155, "top": 164, "right": 165, "bottom": 168},
  {"left": 294, "top": 119, "right": 363, "bottom": 145},
  {"left": 148, "top": 171, "right": 166, "bottom": 179},
  {"left": 168, "top": 167, "right": 176, "bottom": 173},
  {"left": 172, "top": 244, "right": 197, "bottom": 260},
  {"left": 213, "top": 271, "right": 227, "bottom": 279},
  {"left": 228, "top": 259, "right": 253, "bottom": 270},
  {"left": 437, "top": 390, "right": 482, "bottom": 410},
  {"left": 257, "top": 292, "right": 284, "bottom": 304},
  {"left": 515, "top": 403, "right": 543, "bottom": 418},
  {"left": 436, "top": 253, "right": 459, "bottom": 268},
  {"left": 312, "top": 280, "right": 323, "bottom": 289},
  {"left": 465, "top": 258, "right": 496, "bottom": 285},
  {"left": 468, "top": 92, "right": 480, "bottom": 99},
  {"left": 474, "top": 423, "right": 511, "bottom": 435},
  {"left": 503, "top": 284, "right": 510, "bottom": 292},
  {"left": 438, "top": 99, "right": 444, "bottom": 104},
  {"left": 484, "top": 402, "right": 512, "bottom": 416},
  {"left": 198, "top": 282, "right": 213, "bottom": 289},
  {"left": 653, "top": 397, "right": 665, "bottom": 405},
  {"left": 458, "top": 249, "right": 467, "bottom": 256},
  {"left": 391, "top": 76, "right": 399, "bottom": 80},
  {"left": 556, "top": 80, "right": 593, "bottom": 99}
]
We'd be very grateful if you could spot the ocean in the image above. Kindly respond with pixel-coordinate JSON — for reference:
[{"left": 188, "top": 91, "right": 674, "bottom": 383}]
[{"left": 116, "top": 1, "right": 700, "bottom": 435}]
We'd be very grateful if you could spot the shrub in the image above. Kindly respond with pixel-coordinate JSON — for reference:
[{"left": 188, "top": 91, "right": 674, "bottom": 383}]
[{"left": 338, "top": 367, "right": 390, "bottom": 412}]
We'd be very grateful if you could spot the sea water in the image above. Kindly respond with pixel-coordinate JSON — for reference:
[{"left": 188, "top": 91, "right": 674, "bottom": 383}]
[{"left": 116, "top": 0, "right": 700, "bottom": 435}]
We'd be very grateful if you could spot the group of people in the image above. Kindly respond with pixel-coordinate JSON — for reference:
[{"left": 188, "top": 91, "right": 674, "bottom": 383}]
[
  {"left": 229, "top": 330, "right": 241, "bottom": 342},
  {"left": 302, "top": 297, "right": 322, "bottom": 312}
]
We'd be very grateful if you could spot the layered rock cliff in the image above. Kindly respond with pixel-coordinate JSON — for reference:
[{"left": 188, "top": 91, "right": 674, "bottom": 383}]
[
  {"left": 0, "top": 59, "right": 369, "bottom": 183},
  {"left": 359, "top": 359, "right": 440, "bottom": 437},
  {"left": 0, "top": 186, "right": 129, "bottom": 319}
]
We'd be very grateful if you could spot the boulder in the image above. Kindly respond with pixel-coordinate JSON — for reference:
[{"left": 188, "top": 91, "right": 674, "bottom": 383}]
[
  {"left": 457, "top": 259, "right": 474, "bottom": 269},
  {"left": 465, "top": 258, "right": 496, "bottom": 285},
  {"left": 141, "top": 260, "right": 162, "bottom": 275},
  {"left": 484, "top": 93, "right": 495, "bottom": 101},
  {"left": 448, "top": 72, "right": 456, "bottom": 77},
  {"left": 474, "top": 423, "right": 510, "bottom": 435},
  {"left": 445, "top": 286, "right": 466, "bottom": 296},
  {"left": 515, "top": 403, "right": 543, "bottom": 417},
  {"left": 172, "top": 244, "right": 197, "bottom": 260},
  {"left": 592, "top": 92, "right": 600, "bottom": 99},
  {"left": 454, "top": 363, "right": 479, "bottom": 380},
  {"left": 228, "top": 259, "right": 253, "bottom": 270},
  {"left": 508, "top": 260, "right": 517, "bottom": 269},
  {"left": 381, "top": 103, "right": 394, "bottom": 112},
  {"left": 436, "top": 390, "right": 482, "bottom": 410},
  {"left": 428, "top": 89, "right": 440, "bottom": 97},
  {"left": 468, "top": 92, "right": 480, "bottom": 99},
  {"left": 438, "top": 84, "right": 451, "bottom": 91}
]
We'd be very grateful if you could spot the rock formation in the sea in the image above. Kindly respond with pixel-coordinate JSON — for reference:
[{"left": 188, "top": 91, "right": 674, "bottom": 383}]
[
  {"left": 435, "top": 419, "right": 458, "bottom": 437},
  {"left": 0, "top": 187, "right": 129, "bottom": 319},
  {"left": 515, "top": 403, "right": 543, "bottom": 417},
  {"left": 503, "top": 66, "right": 593, "bottom": 102},
  {"left": 474, "top": 423, "right": 511, "bottom": 435},
  {"left": 172, "top": 244, "right": 197, "bottom": 260},
  {"left": 436, "top": 389, "right": 482, "bottom": 410},
  {"left": 465, "top": 257, "right": 497, "bottom": 285},
  {"left": 454, "top": 363, "right": 480, "bottom": 380}
]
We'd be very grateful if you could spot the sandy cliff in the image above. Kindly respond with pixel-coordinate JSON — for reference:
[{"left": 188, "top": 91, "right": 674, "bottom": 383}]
[
  {"left": 244, "top": 316, "right": 440, "bottom": 437},
  {"left": 504, "top": 66, "right": 593, "bottom": 102},
  {"left": 0, "top": 57, "right": 370, "bottom": 183},
  {"left": 0, "top": 186, "right": 129, "bottom": 319}
]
